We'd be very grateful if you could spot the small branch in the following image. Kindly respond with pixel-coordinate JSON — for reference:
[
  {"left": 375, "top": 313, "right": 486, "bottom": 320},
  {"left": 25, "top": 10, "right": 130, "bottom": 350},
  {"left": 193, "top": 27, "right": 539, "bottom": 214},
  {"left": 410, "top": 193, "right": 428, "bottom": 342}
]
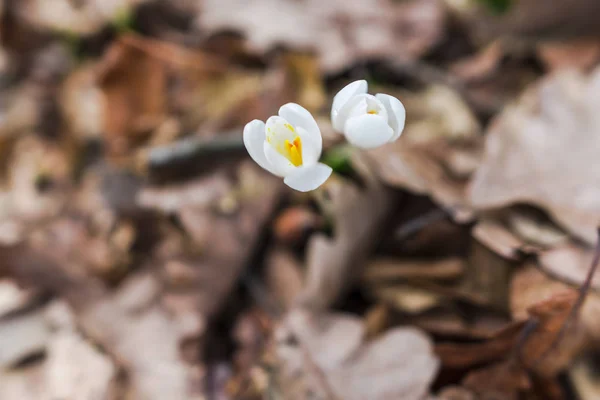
[
  {"left": 148, "top": 135, "right": 244, "bottom": 167},
  {"left": 395, "top": 208, "right": 449, "bottom": 241},
  {"left": 144, "top": 134, "right": 245, "bottom": 182},
  {"left": 533, "top": 227, "right": 600, "bottom": 365}
]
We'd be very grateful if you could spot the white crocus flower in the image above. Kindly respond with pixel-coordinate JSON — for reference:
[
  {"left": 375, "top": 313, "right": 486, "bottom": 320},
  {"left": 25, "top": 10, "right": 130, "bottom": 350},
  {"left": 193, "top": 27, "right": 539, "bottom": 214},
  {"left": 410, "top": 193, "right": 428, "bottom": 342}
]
[
  {"left": 331, "top": 80, "right": 406, "bottom": 149},
  {"left": 243, "top": 103, "right": 333, "bottom": 192}
]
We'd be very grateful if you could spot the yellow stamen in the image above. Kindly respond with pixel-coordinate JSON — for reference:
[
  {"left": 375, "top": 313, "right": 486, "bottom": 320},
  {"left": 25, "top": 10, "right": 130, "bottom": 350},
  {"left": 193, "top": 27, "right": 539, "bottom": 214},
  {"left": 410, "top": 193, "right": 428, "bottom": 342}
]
[
  {"left": 284, "top": 136, "right": 303, "bottom": 166},
  {"left": 367, "top": 110, "right": 378, "bottom": 115}
]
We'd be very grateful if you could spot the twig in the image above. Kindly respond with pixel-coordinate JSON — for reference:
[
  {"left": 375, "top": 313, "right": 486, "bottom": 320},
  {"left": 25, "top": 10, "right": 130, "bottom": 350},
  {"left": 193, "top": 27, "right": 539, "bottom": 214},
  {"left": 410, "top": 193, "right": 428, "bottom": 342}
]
[
  {"left": 148, "top": 134, "right": 244, "bottom": 168},
  {"left": 532, "top": 227, "right": 600, "bottom": 365},
  {"left": 144, "top": 134, "right": 245, "bottom": 182},
  {"left": 395, "top": 208, "right": 449, "bottom": 241}
]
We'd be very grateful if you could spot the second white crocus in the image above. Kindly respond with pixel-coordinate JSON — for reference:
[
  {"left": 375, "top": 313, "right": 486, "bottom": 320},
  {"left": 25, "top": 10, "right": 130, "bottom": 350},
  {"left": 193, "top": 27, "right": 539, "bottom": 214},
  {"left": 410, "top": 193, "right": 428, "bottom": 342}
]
[
  {"left": 244, "top": 103, "right": 332, "bottom": 192},
  {"left": 331, "top": 80, "right": 406, "bottom": 149}
]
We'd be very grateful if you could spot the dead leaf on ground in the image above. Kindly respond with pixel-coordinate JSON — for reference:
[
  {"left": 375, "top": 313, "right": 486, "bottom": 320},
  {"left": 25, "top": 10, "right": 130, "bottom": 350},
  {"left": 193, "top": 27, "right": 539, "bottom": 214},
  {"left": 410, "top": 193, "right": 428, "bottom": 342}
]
[
  {"left": 198, "top": 0, "right": 446, "bottom": 73},
  {"left": 486, "top": 0, "right": 600, "bottom": 41},
  {"left": 296, "top": 153, "right": 397, "bottom": 310},
  {"left": 0, "top": 300, "right": 117, "bottom": 400},
  {"left": 435, "top": 386, "right": 477, "bottom": 400},
  {"left": 538, "top": 242, "right": 600, "bottom": 289},
  {"left": 0, "top": 280, "right": 34, "bottom": 317},
  {"left": 364, "top": 257, "right": 466, "bottom": 283},
  {"left": 510, "top": 265, "right": 593, "bottom": 376},
  {"left": 60, "top": 62, "right": 105, "bottom": 141},
  {"left": 449, "top": 39, "right": 542, "bottom": 116},
  {"left": 97, "top": 34, "right": 228, "bottom": 157},
  {"left": 275, "top": 309, "right": 439, "bottom": 400},
  {"left": 435, "top": 321, "right": 525, "bottom": 370},
  {"left": 460, "top": 239, "right": 513, "bottom": 311},
  {"left": 265, "top": 248, "right": 304, "bottom": 312},
  {"left": 406, "top": 308, "right": 511, "bottom": 341},
  {"left": 80, "top": 272, "right": 203, "bottom": 400},
  {"left": 273, "top": 206, "right": 323, "bottom": 246},
  {"left": 537, "top": 39, "right": 600, "bottom": 72},
  {"left": 469, "top": 66, "right": 600, "bottom": 245},
  {"left": 461, "top": 360, "right": 531, "bottom": 400},
  {"left": 16, "top": 0, "right": 147, "bottom": 35},
  {"left": 0, "top": 309, "right": 50, "bottom": 367},
  {"left": 569, "top": 356, "right": 600, "bottom": 400},
  {"left": 140, "top": 161, "right": 283, "bottom": 317}
]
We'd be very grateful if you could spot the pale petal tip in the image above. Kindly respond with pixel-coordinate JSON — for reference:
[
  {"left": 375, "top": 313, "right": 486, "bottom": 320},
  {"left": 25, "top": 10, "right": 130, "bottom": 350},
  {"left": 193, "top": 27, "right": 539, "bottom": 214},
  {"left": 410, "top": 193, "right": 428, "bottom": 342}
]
[
  {"left": 283, "top": 163, "right": 332, "bottom": 192},
  {"left": 344, "top": 114, "right": 395, "bottom": 149},
  {"left": 349, "top": 79, "right": 368, "bottom": 90}
]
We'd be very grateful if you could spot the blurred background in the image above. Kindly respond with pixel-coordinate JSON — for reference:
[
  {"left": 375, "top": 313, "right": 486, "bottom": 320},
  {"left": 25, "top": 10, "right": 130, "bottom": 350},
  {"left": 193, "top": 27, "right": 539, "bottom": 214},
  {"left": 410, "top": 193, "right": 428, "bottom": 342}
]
[{"left": 1, "top": 0, "right": 600, "bottom": 399}]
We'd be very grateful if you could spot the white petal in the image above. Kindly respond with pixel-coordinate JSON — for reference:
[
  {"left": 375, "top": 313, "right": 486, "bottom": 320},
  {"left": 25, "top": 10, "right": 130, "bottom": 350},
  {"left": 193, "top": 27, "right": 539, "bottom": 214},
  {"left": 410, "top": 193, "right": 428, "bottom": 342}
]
[
  {"left": 283, "top": 163, "right": 332, "bottom": 192},
  {"left": 279, "top": 103, "right": 322, "bottom": 164},
  {"left": 376, "top": 93, "right": 406, "bottom": 142},
  {"left": 334, "top": 93, "right": 388, "bottom": 134},
  {"left": 264, "top": 141, "right": 297, "bottom": 177},
  {"left": 331, "top": 80, "right": 368, "bottom": 131},
  {"left": 297, "top": 126, "right": 320, "bottom": 166},
  {"left": 265, "top": 115, "right": 297, "bottom": 151},
  {"left": 279, "top": 103, "right": 321, "bottom": 140},
  {"left": 344, "top": 114, "right": 395, "bottom": 149},
  {"left": 243, "top": 120, "right": 279, "bottom": 175}
]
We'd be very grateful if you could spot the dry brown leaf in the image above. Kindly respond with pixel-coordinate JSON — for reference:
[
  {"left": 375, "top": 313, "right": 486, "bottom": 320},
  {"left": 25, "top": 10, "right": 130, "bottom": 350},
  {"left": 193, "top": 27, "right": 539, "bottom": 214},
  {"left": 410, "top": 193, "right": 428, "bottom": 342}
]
[
  {"left": 97, "top": 34, "right": 232, "bottom": 156},
  {"left": 0, "top": 310, "right": 50, "bottom": 367},
  {"left": 436, "top": 386, "right": 477, "bottom": 400},
  {"left": 364, "top": 257, "right": 466, "bottom": 282},
  {"left": 538, "top": 242, "right": 600, "bottom": 289},
  {"left": 512, "top": 263, "right": 600, "bottom": 341},
  {"left": 461, "top": 361, "right": 531, "bottom": 400},
  {"left": 0, "top": 300, "right": 116, "bottom": 400},
  {"left": 461, "top": 240, "right": 513, "bottom": 311},
  {"left": 296, "top": 153, "right": 397, "bottom": 310},
  {"left": 16, "top": 0, "right": 146, "bottom": 35},
  {"left": 265, "top": 248, "right": 304, "bottom": 311},
  {"left": 60, "top": 62, "right": 105, "bottom": 141},
  {"left": 0, "top": 157, "right": 281, "bottom": 398},
  {"left": 97, "top": 35, "right": 169, "bottom": 157},
  {"left": 0, "top": 280, "right": 34, "bottom": 317},
  {"left": 473, "top": 208, "right": 569, "bottom": 260},
  {"left": 569, "top": 357, "right": 600, "bottom": 400},
  {"left": 537, "top": 40, "right": 600, "bottom": 72},
  {"left": 365, "top": 85, "right": 482, "bottom": 222},
  {"left": 44, "top": 301, "right": 117, "bottom": 400},
  {"left": 435, "top": 321, "right": 525, "bottom": 370},
  {"left": 414, "top": 309, "right": 513, "bottom": 341},
  {"left": 198, "top": 0, "right": 446, "bottom": 72},
  {"left": 0, "top": 363, "right": 46, "bottom": 400},
  {"left": 0, "top": 84, "right": 40, "bottom": 144},
  {"left": 473, "top": 218, "right": 531, "bottom": 260},
  {"left": 281, "top": 52, "right": 326, "bottom": 112},
  {"left": 510, "top": 265, "right": 595, "bottom": 376},
  {"left": 273, "top": 206, "right": 323, "bottom": 246},
  {"left": 276, "top": 309, "right": 439, "bottom": 400},
  {"left": 489, "top": 0, "right": 600, "bottom": 41},
  {"left": 80, "top": 273, "right": 202, "bottom": 400},
  {"left": 469, "top": 67, "right": 600, "bottom": 245},
  {"left": 373, "top": 285, "right": 441, "bottom": 314},
  {"left": 141, "top": 161, "right": 283, "bottom": 317}
]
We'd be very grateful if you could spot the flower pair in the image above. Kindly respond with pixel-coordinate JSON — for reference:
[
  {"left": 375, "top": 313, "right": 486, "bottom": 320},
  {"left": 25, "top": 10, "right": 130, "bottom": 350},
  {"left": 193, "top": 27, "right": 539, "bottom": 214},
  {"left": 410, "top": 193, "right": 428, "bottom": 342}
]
[{"left": 243, "top": 80, "right": 406, "bottom": 192}]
